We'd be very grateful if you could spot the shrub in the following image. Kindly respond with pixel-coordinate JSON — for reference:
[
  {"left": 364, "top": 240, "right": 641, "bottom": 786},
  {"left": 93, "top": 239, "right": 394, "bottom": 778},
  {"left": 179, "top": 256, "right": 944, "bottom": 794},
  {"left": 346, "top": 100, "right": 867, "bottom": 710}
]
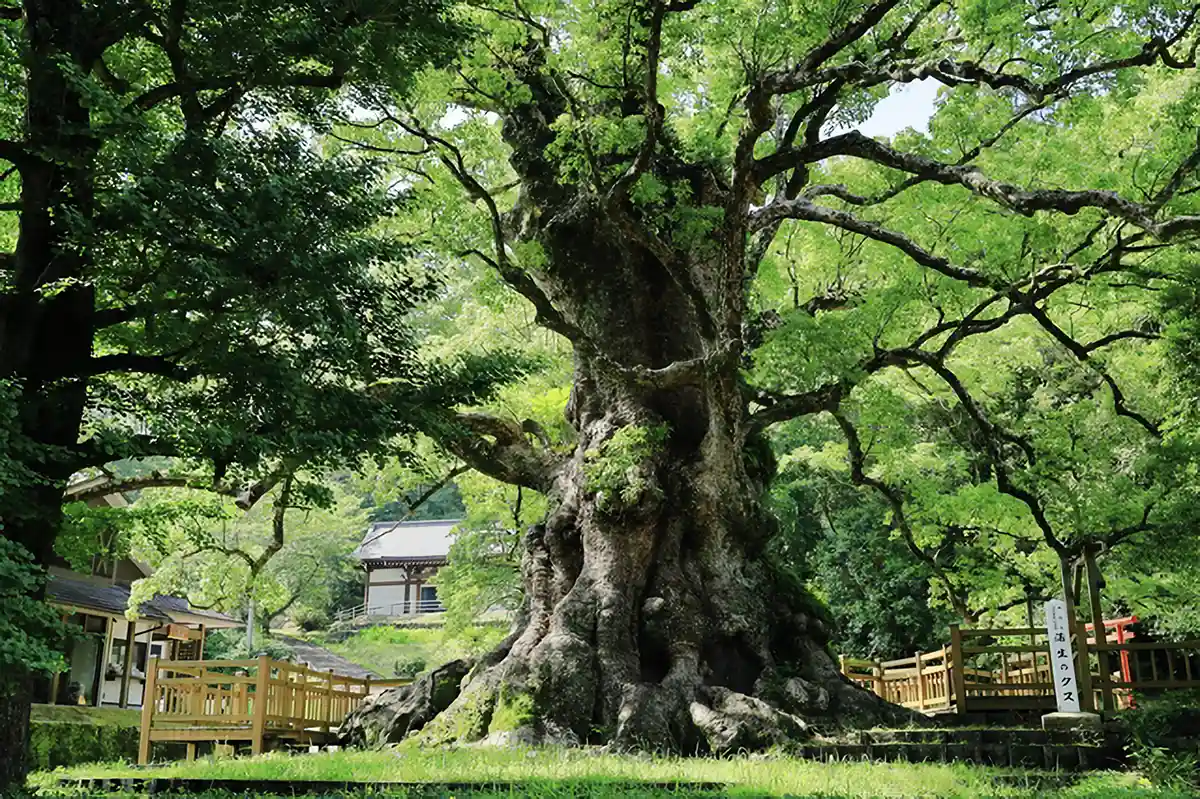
[
  {"left": 1125, "top": 689, "right": 1200, "bottom": 791},
  {"left": 393, "top": 654, "right": 427, "bottom": 678},
  {"left": 28, "top": 721, "right": 137, "bottom": 771}
]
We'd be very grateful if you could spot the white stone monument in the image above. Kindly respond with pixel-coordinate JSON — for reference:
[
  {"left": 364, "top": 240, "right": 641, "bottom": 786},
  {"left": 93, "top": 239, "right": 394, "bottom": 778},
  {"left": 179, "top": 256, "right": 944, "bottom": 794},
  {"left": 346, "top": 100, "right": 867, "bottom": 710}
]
[
  {"left": 1042, "top": 598, "right": 1101, "bottom": 731},
  {"left": 1045, "top": 598, "right": 1081, "bottom": 713}
]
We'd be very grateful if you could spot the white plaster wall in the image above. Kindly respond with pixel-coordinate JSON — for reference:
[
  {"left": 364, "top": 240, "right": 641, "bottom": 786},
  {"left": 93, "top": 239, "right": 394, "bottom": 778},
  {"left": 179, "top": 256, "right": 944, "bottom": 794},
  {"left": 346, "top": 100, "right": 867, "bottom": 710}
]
[
  {"left": 367, "top": 583, "right": 409, "bottom": 615},
  {"left": 370, "top": 568, "right": 409, "bottom": 582}
]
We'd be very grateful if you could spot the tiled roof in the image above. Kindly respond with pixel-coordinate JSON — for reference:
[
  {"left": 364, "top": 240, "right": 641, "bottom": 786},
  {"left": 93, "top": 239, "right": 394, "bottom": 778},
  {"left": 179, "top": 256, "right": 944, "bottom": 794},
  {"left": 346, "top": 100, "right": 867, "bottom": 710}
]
[
  {"left": 47, "top": 573, "right": 239, "bottom": 627},
  {"left": 354, "top": 519, "right": 459, "bottom": 562}
]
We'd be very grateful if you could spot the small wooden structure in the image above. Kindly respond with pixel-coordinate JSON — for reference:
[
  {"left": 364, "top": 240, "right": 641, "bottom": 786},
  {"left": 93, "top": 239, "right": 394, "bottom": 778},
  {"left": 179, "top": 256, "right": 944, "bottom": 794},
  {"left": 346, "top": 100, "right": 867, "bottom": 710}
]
[
  {"left": 842, "top": 623, "right": 1200, "bottom": 716},
  {"left": 137, "top": 657, "right": 410, "bottom": 763}
]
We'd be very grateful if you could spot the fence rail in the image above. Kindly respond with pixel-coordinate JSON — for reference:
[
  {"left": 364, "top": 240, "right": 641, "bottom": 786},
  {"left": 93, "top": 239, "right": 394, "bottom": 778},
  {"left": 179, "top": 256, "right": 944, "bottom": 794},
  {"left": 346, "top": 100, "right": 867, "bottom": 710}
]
[
  {"left": 138, "top": 657, "right": 410, "bottom": 763},
  {"left": 842, "top": 623, "right": 1200, "bottom": 716}
]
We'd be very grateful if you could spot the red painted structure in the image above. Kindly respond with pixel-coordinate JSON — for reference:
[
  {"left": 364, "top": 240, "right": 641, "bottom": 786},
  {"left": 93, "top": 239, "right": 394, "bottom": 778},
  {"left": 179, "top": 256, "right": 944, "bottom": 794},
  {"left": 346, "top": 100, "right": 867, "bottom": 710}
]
[{"left": 1085, "top": 615, "right": 1138, "bottom": 707}]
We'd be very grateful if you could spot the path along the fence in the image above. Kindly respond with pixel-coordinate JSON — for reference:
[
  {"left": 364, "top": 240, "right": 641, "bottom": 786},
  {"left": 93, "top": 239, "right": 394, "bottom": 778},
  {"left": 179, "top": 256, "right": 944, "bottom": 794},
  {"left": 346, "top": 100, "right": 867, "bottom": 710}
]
[
  {"left": 137, "top": 657, "right": 410, "bottom": 763},
  {"left": 841, "top": 621, "right": 1200, "bottom": 715}
]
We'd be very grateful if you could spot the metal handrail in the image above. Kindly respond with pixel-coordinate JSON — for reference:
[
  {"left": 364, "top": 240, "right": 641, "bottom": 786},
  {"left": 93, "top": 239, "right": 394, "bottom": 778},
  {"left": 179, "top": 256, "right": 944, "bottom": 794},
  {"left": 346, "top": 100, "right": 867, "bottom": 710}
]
[{"left": 333, "top": 599, "right": 446, "bottom": 626}]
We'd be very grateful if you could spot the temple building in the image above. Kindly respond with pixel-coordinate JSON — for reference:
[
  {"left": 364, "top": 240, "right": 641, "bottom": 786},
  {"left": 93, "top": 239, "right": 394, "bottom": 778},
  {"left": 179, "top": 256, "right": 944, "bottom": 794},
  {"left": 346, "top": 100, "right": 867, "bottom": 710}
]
[{"left": 353, "top": 519, "right": 456, "bottom": 616}]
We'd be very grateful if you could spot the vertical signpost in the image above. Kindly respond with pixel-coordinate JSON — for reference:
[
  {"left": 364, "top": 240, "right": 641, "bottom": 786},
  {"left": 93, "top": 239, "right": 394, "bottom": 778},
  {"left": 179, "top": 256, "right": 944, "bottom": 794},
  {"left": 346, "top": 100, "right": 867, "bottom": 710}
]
[{"left": 1045, "top": 598, "right": 1081, "bottom": 713}]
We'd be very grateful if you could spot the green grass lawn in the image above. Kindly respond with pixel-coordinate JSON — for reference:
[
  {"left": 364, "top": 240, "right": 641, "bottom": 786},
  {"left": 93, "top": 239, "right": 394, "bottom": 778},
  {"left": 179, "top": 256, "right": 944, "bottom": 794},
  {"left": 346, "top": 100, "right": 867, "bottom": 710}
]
[
  {"left": 312, "top": 625, "right": 507, "bottom": 679},
  {"left": 30, "top": 747, "right": 1194, "bottom": 798}
]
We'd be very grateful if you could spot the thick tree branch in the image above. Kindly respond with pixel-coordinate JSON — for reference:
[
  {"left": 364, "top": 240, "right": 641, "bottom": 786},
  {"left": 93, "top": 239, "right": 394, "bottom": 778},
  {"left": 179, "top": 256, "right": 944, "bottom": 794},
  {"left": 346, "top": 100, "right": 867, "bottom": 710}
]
[
  {"left": 64, "top": 472, "right": 241, "bottom": 504},
  {"left": 764, "top": 0, "right": 904, "bottom": 95},
  {"left": 251, "top": 474, "right": 294, "bottom": 577},
  {"left": 765, "top": 21, "right": 1199, "bottom": 102},
  {"left": 435, "top": 411, "right": 561, "bottom": 492},
  {"left": 757, "top": 131, "right": 1200, "bottom": 241},
  {"left": 395, "top": 112, "right": 583, "bottom": 343},
  {"left": 84, "top": 353, "right": 191, "bottom": 380},
  {"left": 748, "top": 195, "right": 994, "bottom": 287},
  {"left": 897, "top": 348, "right": 1067, "bottom": 555},
  {"left": 611, "top": 339, "right": 738, "bottom": 389},
  {"left": 1083, "top": 329, "right": 1159, "bottom": 352}
]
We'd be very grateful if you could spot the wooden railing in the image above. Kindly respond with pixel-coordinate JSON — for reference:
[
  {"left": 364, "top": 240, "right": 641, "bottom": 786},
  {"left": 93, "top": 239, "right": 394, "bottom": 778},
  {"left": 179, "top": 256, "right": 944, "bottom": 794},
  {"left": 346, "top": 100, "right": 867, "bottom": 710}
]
[
  {"left": 1091, "top": 638, "right": 1200, "bottom": 712},
  {"left": 138, "top": 657, "right": 410, "bottom": 763},
  {"left": 842, "top": 648, "right": 958, "bottom": 713},
  {"left": 842, "top": 624, "right": 1200, "bottom": 716}
]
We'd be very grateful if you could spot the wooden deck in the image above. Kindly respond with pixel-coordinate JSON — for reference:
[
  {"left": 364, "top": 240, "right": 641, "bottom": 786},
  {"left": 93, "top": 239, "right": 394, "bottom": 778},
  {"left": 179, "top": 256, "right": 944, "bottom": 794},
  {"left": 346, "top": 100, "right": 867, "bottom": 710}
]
[
  {"left": 138, "top": 657, "right": 410, "bottom": 763},
  {"left": 842, "top": 624, "right": 1200, "bottom": 716}
]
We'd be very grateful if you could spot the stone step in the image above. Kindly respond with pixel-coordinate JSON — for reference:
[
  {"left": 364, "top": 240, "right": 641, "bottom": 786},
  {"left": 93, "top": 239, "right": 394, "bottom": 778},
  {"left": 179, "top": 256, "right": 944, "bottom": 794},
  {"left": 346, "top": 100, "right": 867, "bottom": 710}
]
[
  {"left": 848, "top": 727, "right": 1115, "bottom": 746},
  {"left": 797, "top": 737, "right": 1124, "bottom": 771}
]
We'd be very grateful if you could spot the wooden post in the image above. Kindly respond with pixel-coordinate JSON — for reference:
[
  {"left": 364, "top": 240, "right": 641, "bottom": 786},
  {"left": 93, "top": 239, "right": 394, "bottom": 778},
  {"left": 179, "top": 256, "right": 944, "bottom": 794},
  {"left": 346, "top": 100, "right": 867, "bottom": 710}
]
[
  {"left": 119, "top": 620, "right": 137, "bottom": 708},
  {"left": 950, "top": 625, "right": 967, "bottom": 715},
  {"left": 941, "top": 646, "right": 952, "bottom": 709},
  {"left": 839, "top": 654, "right": 847, "bottom": 676},
  {"left": 197, "top": 624, "right": 206, "bottom": 661},
  {"left": 93, "top": 616, "right": 114, "bottom": 707},
  {"left": 1084, "top": 545, "right": 1113, "bottom": 713},
  {"left": 915, "top": 651, "right": 926, "bottom": 711},
  {"left": 323, "top": 669, "right": 335, "bottom": 733},
  {"left": 251, "top": 655, "right": 270, "bottom": 755},
  {"left": 1058, "top": 555, "right": 1094, "bottom": 712},
  {"left": 185, "top": 743, "right": 196, "bottom": 762},
  {"left": 872, "top": 663, "right": 884, "bottom": 701},
  {"left": 1026, "top": 595, "right": 1036, "bottom": 637},
  {"left": 138, "top": 657, "right": 158, "bottom": 765}
]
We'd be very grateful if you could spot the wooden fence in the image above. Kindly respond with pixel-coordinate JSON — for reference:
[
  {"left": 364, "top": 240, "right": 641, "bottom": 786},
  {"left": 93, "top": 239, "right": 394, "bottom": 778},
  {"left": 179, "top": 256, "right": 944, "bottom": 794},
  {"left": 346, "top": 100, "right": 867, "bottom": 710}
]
[
  {"left": 842, "top": 624, "right": 1200, "bottom": 716},
  {"left": 138, "top": 657, "right": 410, "bottom": 763}
]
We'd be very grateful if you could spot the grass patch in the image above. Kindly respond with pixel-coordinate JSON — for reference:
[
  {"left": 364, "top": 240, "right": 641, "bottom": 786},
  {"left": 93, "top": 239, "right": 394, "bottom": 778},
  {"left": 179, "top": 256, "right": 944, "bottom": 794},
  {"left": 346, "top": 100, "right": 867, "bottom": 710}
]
[
  {"left": 312, "top": 625, "right": 506, "bottom": 679},
  {"left": 31, "top": 748, "right": 1194, "bottom": 798}
]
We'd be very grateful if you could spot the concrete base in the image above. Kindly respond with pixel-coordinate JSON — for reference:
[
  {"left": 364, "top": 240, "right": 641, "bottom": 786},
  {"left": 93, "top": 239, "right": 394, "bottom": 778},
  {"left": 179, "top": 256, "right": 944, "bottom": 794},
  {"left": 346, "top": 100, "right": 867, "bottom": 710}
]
[{"left": 1042, "top": 711, "right": 1102, "bottom": 732}]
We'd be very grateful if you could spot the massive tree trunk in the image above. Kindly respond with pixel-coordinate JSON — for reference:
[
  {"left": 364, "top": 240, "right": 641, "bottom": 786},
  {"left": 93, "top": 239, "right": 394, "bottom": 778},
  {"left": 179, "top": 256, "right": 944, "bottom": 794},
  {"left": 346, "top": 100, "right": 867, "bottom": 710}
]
[{"left": 400, "top": 187, "right": 911, "bottom": 752}]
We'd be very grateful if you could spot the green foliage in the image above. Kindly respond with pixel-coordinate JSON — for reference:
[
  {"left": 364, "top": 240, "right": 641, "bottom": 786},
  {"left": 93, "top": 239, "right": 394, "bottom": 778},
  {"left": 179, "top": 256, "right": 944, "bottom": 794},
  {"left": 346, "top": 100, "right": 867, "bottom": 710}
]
[
  {"left": 0, "top": 538, "right": 70, "bottom": 688},
  {"left": 55, "top": 498, "right": 227, "bottom": 574},
  {"left": 583, "top": 425, "right": 669, "bottom": 512},
  {"left": 28, "top": 722, "right": 138, "bottom": 772},
  {"left": 128, "top": 478, "right": 370, "bottom": 630},
  {"left": 392, "top": 653, "right": 428, "bottom": 680},
  {"left": 434, "top": 472, "right": 544, "bottom": 636},
  {"left": 25, "top": 705, "right": 165, "bottom": 772},
  {"left": 1125, "top": 691, "right": 1200, "bottom": 791},
  {"left": 200, "top": 629, "right": 293, "bottom": 662},
  {"left": 489, "top": 685, "right": 536, "bottom": 733},
  {"left": 317, "top": 625, "right": 505, "bottom": 679}
]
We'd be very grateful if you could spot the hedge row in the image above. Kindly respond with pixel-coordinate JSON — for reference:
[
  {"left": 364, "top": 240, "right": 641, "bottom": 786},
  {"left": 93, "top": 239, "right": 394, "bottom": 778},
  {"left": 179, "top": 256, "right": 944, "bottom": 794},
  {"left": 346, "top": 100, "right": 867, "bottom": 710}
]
[{"left": 28, "top": 720, "right": 140, "bottom": 771}]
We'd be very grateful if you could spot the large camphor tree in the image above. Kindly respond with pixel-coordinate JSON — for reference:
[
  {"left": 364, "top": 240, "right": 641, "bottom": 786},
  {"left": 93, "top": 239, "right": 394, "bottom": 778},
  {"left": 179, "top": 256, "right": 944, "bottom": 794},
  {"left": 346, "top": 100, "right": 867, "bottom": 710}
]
[{"left": 346, "top": 0, "right": 1200, "bottom": 752}]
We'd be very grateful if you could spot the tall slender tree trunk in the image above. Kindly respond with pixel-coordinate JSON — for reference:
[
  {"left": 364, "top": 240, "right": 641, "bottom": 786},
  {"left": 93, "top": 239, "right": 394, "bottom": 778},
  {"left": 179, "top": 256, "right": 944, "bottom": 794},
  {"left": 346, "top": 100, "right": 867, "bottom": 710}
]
[{"left": 0, "top": 0, "right": 96, "bottom": 788}]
